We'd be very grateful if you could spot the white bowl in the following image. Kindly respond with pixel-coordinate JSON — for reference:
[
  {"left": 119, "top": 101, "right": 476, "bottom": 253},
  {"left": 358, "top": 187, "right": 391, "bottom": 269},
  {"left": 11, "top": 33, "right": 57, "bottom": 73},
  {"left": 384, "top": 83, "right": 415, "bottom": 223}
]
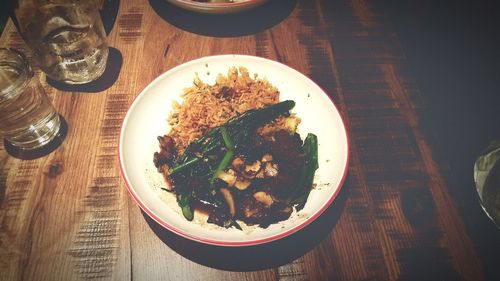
[
  {"left": 165, "top": 0, "right": 268, "bottom": 14},
  {"left": 119, "top": 54, "right": 349, "bottom": 246}
]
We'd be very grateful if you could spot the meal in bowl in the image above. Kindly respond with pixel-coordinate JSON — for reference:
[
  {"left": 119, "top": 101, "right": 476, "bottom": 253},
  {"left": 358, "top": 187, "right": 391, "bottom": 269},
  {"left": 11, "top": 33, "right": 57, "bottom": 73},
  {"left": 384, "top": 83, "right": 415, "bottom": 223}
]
[
  {"left": 153, "top": 67, "right": 318, "bottom": 230},
  {"left": 191, "top": 0, "right": 248, "bottom": 3}
]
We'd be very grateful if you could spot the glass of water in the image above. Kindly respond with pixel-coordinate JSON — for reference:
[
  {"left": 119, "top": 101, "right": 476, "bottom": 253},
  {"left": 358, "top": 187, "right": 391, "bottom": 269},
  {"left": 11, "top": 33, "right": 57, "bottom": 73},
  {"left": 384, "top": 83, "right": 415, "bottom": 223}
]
[
  {"left": 13, "top": 0, "right": 109, "bottom": 84},
  {"left": 0, "top": 48, "right": 62, "bottom": 150},
  {"left": 474, "top": 140, "right": 500, "bottom": 228}
]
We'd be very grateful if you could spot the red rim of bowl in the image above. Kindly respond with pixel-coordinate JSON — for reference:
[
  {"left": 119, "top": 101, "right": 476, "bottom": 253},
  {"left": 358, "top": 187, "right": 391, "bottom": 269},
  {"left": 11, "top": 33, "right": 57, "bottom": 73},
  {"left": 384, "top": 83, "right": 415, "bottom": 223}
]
[
  {"left": 167, "top": 0, "right": 267, "bottom": 13},
  {"left": 175, "top": 0, "right": 263, "bottom": 7},
  {"left": 118, "top": 54, "right": 350, "bottom": 247}
]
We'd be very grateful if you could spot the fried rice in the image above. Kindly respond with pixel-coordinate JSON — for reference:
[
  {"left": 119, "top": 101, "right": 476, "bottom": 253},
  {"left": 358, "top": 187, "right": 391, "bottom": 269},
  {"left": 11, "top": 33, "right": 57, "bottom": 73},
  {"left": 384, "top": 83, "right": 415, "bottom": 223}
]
[{"left": 167, "top": 66, "right": 297, "bottom": 153}]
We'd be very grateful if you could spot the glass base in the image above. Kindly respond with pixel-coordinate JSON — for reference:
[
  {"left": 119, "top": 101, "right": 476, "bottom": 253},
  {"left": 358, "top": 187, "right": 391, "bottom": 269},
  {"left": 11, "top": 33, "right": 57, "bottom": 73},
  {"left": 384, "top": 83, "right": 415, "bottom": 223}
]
[
  {"left": 5, "top": 113, "right": 61, "bottom": 151},
  {"left": 3, "top": 115, "right": 67, "bottom": 160}
]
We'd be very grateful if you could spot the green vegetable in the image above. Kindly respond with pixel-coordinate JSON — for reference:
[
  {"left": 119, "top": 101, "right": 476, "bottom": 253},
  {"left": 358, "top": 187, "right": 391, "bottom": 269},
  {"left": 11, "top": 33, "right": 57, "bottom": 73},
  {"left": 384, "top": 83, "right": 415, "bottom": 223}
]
[
  {"left": 168, "top": 157, "right": 199, "bottom": 175},
  {"left": 169, "top": 100, "right": 295, "bottom": 176},
  {"left": 209, "top": 127, "right": 235, "bottom": 185},
  {"left": 292, "top": 133, "right": 319, "bottom": 210},
  {"left": 229, "top": 219, "right": 242, "bottom": 230},
  {"left": 178, "top": 194, "right": 194, "bottom": 221}
]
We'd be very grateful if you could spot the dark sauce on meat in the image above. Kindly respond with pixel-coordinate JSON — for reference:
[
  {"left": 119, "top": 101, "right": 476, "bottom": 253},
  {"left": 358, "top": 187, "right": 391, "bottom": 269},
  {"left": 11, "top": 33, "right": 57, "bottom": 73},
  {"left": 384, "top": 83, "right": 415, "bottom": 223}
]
[{"left": 154, "top": 130, "right": 309, "bottom": 229}]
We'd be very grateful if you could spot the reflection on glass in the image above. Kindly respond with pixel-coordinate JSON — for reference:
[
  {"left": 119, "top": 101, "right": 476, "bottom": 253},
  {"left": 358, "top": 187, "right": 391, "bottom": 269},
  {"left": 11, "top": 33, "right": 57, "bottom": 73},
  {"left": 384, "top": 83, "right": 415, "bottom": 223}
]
[{"left": 474, "top": 140, "right": 500, "bottom": 228}]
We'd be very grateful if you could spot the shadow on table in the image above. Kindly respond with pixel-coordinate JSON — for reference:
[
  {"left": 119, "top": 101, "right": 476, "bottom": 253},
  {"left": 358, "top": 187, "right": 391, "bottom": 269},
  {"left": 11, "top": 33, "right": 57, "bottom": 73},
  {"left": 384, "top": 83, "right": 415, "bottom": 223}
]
[
  {"left": 143, "top": 176, "right": 349, "bottom": 271},
  {"left": 148, "top": 0, "right": 298, "bottom": 37}
]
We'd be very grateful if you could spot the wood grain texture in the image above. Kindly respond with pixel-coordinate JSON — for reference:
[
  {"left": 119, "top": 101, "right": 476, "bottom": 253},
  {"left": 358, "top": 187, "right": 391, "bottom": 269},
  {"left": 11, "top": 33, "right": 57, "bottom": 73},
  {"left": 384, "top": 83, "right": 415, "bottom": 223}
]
[
  {"left": 313, "top": 1, "right": 484, "bottom": 280},
  {"left": 0, "top": 0, "right": 494, "bottom": 280}
]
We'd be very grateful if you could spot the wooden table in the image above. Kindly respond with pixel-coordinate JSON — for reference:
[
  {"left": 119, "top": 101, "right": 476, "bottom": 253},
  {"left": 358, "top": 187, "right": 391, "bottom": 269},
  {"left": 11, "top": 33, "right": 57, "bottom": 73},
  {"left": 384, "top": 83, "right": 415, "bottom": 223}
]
[{"left": 1, "top": 0, "right": 499, "bottom": 280}]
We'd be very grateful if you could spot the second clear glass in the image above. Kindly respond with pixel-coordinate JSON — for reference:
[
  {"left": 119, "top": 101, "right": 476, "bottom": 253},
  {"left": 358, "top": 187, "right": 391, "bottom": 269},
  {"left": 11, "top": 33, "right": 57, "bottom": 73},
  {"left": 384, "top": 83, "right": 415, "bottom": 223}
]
[
  {"left": 0, "top": 48, "right": 61, "bottom": 150},
  {"left": 14, "top": 0, "right": 109, "bottom": 84}
]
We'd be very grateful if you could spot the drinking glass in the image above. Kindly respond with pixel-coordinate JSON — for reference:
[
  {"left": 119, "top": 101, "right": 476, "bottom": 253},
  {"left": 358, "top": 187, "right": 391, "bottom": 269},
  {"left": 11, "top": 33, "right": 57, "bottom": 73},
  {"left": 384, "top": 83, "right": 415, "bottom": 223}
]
[
  {"left": 0, "top": 48, "right": 61, "bottom": 150},
  {"left": 13, "top": 0, "right": 109, "bottom": 84},
  {"left": 474, "top": 140, "right": 500, "bottom": 228}
]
